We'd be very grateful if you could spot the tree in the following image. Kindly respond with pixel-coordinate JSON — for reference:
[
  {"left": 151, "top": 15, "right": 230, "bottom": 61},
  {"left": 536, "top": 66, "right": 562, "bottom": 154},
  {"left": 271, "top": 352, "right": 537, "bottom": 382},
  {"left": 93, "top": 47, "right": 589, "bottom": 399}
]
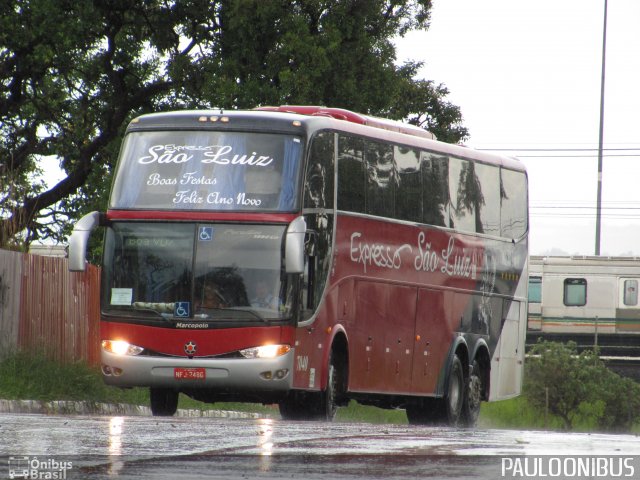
[
  {"left": 1, "top": 0, "right": 468, "bottom": 248},
  {"left": 526, "top": 341, "right": 602, "bottom": 430},
  {"left": 526, "top": 340, "right": 640, "bottom": 431}
]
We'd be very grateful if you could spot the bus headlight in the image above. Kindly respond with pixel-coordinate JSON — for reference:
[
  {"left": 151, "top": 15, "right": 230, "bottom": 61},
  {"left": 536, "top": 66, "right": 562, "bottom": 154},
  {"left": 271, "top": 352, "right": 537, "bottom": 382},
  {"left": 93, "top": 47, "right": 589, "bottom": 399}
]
[
  {"left": 102, "top": 340, "right": 144, "bottom": 356},
  {"left": 240, "top": 344, "right": 291, "bottom": 359}
]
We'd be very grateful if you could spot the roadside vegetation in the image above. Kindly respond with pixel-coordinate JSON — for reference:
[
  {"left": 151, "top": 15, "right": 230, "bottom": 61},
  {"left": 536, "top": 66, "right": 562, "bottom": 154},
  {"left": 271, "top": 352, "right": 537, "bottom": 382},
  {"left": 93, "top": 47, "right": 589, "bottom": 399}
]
[
  {"left": 523, "top": 340, "right": 640, "bottom": 432},
  {"left": 1, "top": 342, "right": 639, "bottom": 432},
  {"left": 480, "top": 340, "right": 640, "bottom": 433}
]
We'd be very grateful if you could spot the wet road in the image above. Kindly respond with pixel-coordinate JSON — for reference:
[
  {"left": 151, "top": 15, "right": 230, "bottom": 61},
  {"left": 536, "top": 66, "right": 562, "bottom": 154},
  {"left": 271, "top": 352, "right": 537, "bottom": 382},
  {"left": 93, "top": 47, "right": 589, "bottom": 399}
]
[{"left": 1, "top": 413, "right": 639, "bottom": 479}]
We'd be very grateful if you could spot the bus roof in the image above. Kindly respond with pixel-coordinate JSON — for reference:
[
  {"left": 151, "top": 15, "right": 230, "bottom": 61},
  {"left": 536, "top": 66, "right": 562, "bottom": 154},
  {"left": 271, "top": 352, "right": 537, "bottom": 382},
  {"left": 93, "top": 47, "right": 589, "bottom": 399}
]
[
  {"left": 255, "top": 105, "right": 437, "bottom": 141},
  {"left": 127, "top": 108, "right": 525, "bottom": 172}
]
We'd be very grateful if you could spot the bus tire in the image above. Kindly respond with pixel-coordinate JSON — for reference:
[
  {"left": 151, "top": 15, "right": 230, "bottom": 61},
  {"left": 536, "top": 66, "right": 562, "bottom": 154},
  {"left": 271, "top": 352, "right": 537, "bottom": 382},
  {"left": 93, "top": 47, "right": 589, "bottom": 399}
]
[
  {"left": 320, "top": 351, "right": 340, "bottom": 421},
  {"left": 303, "top": 349, "right": 342, "bottom": 421},
  {"left": 461, "top": 359, "right": 483, "bottom": 427},
  {"left": 406, "top": 353, "right": 464, "bottom": 426},
  {"left": 279, "top": 348, "right": 346, "bottom": 421},
  {"left": 406, "top": 397, "right": 443, "bottom": 425},
  {"left": 150, "top": 388, "right": 179, "bottom": 416},
  {"left": 278, "top": 391, "right": 308, "bottom": 420},
  {"left": 444, "top": 353, "right": 465, "bottom": 426}
]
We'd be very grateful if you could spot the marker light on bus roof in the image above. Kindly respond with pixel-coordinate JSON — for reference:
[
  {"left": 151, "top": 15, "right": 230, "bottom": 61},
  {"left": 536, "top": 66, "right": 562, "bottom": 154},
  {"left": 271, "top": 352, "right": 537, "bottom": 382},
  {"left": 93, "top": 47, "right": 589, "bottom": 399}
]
[
  {"left": 240, "top": 344, "right": 291, "bottom": 359},
  {"left": 102, "top": 340, "right": 144, "bottom": 356}
]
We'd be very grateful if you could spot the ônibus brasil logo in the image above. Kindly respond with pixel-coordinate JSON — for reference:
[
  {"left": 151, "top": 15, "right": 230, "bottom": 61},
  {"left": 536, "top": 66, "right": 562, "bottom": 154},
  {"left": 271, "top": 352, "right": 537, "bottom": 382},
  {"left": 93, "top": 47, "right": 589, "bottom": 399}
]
[{"left": 8, "top": 456, "right": 73, "bottom": 479}]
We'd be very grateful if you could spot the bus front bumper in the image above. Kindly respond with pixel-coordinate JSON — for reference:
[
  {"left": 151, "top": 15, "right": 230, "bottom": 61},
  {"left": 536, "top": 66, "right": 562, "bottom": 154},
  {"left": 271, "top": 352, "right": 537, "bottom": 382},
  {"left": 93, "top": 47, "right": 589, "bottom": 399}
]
[{"left": 101, "top": 349, "right": 294, "bottom": 391}]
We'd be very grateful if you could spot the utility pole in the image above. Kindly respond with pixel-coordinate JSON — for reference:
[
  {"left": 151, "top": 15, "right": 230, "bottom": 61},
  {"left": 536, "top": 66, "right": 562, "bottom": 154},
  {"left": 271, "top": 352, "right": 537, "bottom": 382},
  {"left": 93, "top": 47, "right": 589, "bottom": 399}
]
[{"left": 595, "top": 0, "right": 608, "bottom": 255}]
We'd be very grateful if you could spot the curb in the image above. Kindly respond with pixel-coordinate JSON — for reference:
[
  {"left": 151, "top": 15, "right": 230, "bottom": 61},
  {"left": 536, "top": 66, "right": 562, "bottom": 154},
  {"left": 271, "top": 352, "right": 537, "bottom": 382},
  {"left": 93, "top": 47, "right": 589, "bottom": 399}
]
[{"left": 0, "top": 399, "right": 264, "bottom": 419}]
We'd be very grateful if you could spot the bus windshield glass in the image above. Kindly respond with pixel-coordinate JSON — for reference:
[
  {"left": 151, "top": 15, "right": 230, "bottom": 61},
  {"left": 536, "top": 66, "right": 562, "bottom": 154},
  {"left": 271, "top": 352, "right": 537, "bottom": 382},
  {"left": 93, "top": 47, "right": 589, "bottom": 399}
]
[
  {"left": 102, "top": 223, "right": 295, "bottom": 323},
  {"left": 110, "top": 131, "right": 304, "bottom": 211}
]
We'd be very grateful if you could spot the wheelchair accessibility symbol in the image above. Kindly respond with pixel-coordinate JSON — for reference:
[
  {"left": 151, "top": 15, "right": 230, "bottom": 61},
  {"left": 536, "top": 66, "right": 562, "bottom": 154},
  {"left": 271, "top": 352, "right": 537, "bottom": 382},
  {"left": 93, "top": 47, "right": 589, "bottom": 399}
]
[
  {"left": 199, "top": 226, "right": 214, "bottom": 241},
  {"left": 174, "top": 302, "right": 190, "bottom": 318}
]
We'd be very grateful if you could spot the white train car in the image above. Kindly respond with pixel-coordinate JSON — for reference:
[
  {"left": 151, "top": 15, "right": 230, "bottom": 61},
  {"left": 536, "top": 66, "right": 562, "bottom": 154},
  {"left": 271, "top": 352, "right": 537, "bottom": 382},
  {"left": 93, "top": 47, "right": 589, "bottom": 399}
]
[{"left": 527, "top": 255, "right": 640, "bottom": 362}]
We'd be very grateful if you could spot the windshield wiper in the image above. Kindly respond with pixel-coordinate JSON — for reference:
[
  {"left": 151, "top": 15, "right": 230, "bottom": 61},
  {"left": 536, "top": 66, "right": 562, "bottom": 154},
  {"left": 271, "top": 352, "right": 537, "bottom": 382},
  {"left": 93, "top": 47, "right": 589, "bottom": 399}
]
[
  {"left": 196, "top": 306, "right": 271, "bottom": 323},
  {"left": 132, "top": 302, "right": 176, "bottom": 320},
  {"left": 228, "top": 307, "right": 270, "bottom": 323},
  {"left": 132, "top": 302, "right": 274, "bottom": 323}
]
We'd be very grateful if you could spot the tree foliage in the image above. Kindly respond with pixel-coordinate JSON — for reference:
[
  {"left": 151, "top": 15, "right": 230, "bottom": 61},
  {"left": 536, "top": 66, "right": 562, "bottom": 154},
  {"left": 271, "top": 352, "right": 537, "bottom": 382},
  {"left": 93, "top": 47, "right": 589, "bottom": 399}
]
[
  {"left": 525, "top": 341, "right": 640, "bottom": 432},
  {"left": 0, "top": 0, "right": 468, "bottom": 248}
]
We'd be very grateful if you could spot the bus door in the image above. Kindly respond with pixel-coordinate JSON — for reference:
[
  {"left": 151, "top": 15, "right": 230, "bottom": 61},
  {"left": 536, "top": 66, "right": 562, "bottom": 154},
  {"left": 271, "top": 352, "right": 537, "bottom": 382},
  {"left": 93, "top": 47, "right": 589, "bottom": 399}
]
[
  {"left": 490, "top": 300, "right": 524, "bottom": 400},
  {"left": 411, "top": 289, "right": 451, "bottom": 395},
  {"left": 349, "top": 281, "right": 416, "bottom": 393},
  {"left": 382, "top": 285, "right": 417, "bottom": 393}
]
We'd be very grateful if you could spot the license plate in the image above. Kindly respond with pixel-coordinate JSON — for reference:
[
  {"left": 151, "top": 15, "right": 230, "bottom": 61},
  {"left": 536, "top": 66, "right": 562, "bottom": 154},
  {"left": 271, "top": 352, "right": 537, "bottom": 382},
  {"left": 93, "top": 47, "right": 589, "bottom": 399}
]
[{"left": 174, "top": 367, "right": 206, "bottom": 380}]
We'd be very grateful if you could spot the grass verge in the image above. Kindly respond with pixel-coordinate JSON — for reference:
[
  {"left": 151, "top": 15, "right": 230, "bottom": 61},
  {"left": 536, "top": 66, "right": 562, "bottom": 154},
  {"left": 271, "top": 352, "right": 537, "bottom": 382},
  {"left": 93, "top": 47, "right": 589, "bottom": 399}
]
[
  {"left": 0, "top": 352, "right": 548, "bottom": 425},
  {"left": 0, "top": 351, "right": 148, "bottom": 405},
  {"left": 3, "top": 351, "right": 637, "bottom": 432}
]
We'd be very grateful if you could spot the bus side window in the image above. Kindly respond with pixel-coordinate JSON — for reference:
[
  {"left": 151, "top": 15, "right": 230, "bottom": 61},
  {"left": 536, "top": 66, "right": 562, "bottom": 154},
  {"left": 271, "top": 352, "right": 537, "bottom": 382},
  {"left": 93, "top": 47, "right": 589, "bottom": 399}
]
[
  {"left": 303, "top": 132, "right": 335, "bottom": 317},
  {"left": 305, "top": 132, "right": 335, "bottom": 209},
  {"left": 337, "top": 135, "right": 365, "bottom": 213},
  {"left": 422, "top": 153, "right": 449, "bottom": 227},
  {"left": 448, "top": 156, "right": 478, "bottom": 233},
  {"left": 474, "top": 162, "right": 500, "bottom": 236},
  {"left": 623, "top": 279, "right": 638, "bottom": 306},
  {"left": 395, "top": 146, "right": 421, "bottom": 222},
  {"left": 564, "top": 278, "right": 587, "bottom": 306},
  {"left": 365, "top": 140, "right": 395, "bottom": 217},
  {"left": 500, "top": 168, "right": 528, "bottom": 240}
]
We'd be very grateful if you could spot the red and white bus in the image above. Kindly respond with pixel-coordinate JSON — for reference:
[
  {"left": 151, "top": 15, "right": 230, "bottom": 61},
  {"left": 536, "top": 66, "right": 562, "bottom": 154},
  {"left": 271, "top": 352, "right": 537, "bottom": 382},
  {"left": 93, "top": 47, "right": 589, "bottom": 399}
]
[{"left": 69, "top": 106, "right": 529, "bottom": 425}]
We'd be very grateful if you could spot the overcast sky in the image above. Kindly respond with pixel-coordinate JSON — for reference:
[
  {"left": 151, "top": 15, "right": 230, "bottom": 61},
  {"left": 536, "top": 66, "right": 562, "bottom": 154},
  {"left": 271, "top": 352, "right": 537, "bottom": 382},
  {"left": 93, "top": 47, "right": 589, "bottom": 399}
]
[{"left": 395, "top": 0, "right": 640, "bottom": 256}]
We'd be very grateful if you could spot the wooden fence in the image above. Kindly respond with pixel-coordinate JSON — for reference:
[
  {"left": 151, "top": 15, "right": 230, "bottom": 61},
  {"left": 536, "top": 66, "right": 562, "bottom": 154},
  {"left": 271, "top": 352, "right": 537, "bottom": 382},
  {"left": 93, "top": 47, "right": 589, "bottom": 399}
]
[{"left": 0, "top": 249, "right": 100, "bottom": 364}]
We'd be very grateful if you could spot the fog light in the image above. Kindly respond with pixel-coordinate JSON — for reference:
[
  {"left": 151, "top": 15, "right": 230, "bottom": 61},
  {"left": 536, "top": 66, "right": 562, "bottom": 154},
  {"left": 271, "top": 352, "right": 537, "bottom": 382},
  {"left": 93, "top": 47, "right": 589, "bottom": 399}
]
[
  {"left": 102, "top": 365, "right": 112, "bottom": 376},
  {"left": 274, "top": 369, "right": 289, "bottom": 379},
  {"left": 260, "top": 371, "right": 273, "bottom": 380}
]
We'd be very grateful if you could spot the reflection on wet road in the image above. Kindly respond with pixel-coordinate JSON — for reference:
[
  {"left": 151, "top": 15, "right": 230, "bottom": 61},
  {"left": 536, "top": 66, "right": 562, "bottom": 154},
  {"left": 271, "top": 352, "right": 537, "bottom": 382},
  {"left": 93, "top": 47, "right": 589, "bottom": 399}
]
[{"left": 1, "top": 414, "right": 639, "bottom": 479}]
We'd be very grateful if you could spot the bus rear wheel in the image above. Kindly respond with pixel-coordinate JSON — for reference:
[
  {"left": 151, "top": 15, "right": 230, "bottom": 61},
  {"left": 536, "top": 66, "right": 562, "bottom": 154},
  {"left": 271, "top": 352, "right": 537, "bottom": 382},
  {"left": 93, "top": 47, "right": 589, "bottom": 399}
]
[
  {"left": 406, "top": 353, "right": 465, "bottom": 426},
  {"left": 406, "top": 397, "right": 444, "bottom": 424},
  {"left": 443, "top": 353, "right": 465, "bottom": 425},
  {"left": 150, "top": 388, "right": 179, "bottom": 416},
  {"left": 461, "top": 359, "right": 483, "bottom": 427}
]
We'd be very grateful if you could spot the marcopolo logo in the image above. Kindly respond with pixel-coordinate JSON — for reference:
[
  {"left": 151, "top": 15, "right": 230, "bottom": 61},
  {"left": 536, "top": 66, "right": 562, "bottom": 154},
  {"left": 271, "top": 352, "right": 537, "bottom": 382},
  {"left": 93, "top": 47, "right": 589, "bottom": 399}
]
[{"left": 8, "top": 456, "right": 73, "bottom": 479}]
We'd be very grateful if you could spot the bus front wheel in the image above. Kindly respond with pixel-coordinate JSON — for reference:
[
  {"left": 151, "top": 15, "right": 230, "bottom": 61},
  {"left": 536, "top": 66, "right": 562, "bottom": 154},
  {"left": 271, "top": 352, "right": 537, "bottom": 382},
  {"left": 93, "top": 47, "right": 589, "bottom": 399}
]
[
  {"left": 278, "top": 349, "right": 346, "bottom": 421},
  {"left": 319, "top": 351, "right": 340, "bottom": 420},
  {"left": 150, "top": 388, "right": 179, "bottom": 416}
]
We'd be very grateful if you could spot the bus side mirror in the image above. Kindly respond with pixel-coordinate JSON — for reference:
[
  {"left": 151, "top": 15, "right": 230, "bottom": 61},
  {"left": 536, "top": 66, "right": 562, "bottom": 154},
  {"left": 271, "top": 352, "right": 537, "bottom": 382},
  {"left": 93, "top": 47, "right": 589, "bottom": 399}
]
[
  {"left": 68, "top": 211, "right": 102, "bottom": 272},
  {"left": 285, "top": 216, "right": 307, "bottom": 274}
]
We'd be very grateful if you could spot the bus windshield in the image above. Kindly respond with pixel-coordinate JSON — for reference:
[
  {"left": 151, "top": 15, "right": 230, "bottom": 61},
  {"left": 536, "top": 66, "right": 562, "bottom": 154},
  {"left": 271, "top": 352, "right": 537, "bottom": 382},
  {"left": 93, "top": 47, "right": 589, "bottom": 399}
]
[
  {"left": 110, "top": 131, "right": 304, "bottom": 211},
  {"left": 102, "top": 223, "right": 295, "bottom": 323}
]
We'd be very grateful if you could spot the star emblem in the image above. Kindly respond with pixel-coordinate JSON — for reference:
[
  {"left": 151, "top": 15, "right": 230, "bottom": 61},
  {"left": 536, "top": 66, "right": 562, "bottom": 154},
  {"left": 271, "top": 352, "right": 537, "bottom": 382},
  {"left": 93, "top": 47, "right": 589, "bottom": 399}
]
[{"left": 184, "top": 341, "right": 197, "bottom": 355}]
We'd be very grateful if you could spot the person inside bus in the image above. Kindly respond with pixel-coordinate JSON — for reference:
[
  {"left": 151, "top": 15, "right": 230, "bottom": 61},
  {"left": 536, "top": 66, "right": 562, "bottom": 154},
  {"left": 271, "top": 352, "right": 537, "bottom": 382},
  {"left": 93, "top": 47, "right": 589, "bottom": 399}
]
[
  {"left": 195, "top": 283, "right": 227, "bottom": 311},
  {"left": 251, "top": 279, "right": 278, "bottom": 309}
]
